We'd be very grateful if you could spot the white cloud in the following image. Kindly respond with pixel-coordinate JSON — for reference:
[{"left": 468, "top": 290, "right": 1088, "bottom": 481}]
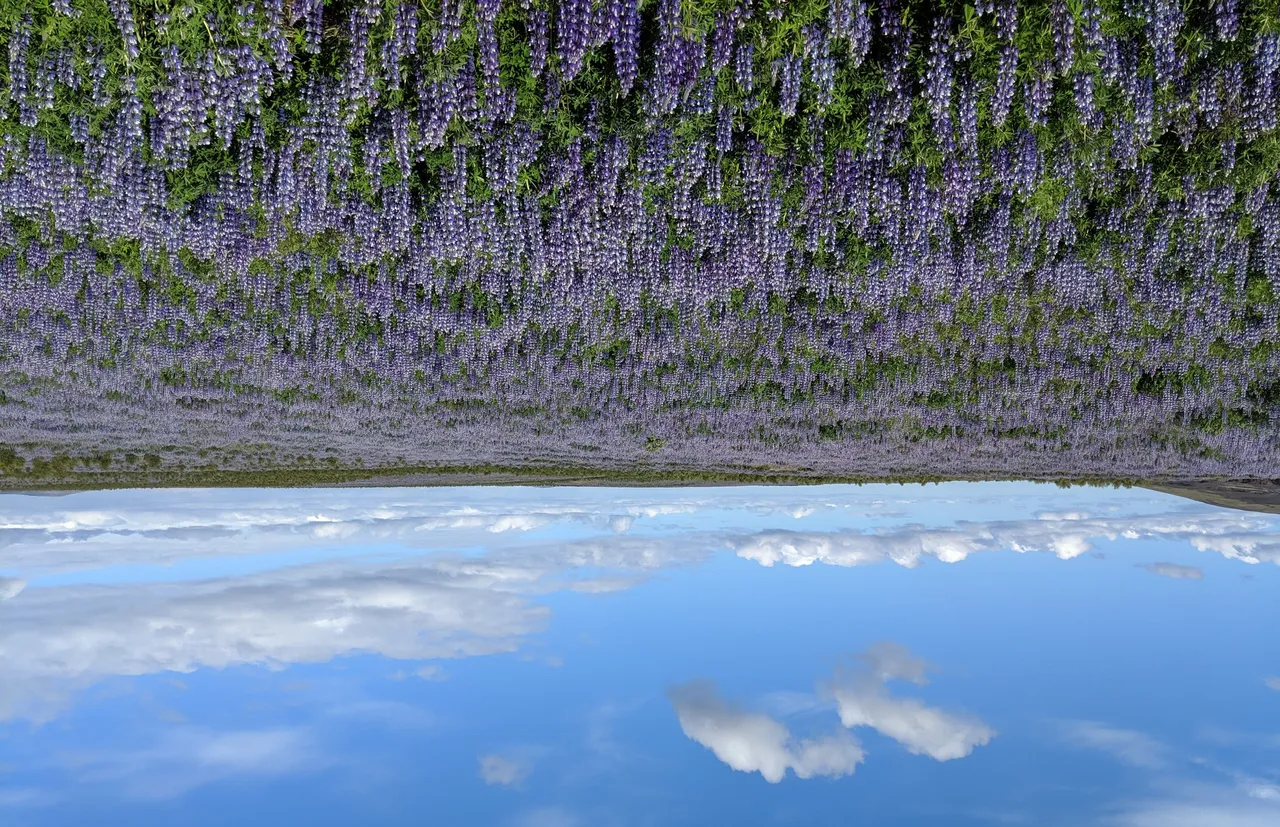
[
  {"left": 479, "top": 754, "right": 529, "bottom": 787},
  {"left": 1141, "top": 563, "right": 1205, "bottom": 580},
  {"left": 1057, "top": 721, "right": 1169, "bottom": 768},
  {"left": 62, "top": 727, "right": 321, "bottom": 800},
  {"left": 668, "top": 681, "right": 863, "bottom": 783},
  {"left": 416, "top": 665, "right": 446, "bottom": 681},
  {"left": 728, "top": 511, "right": 1277, "bottom": 572},
  {"left": 672, "top": 644, "right": 991, "bottom": 778},
  {"left": 2, "top": 488, "right": 1273, "bottom": 588},
  {"left": 0, "top": 578, "right": 23, "bottom": 600},
  {"left": 1189, "top": 536, "right": 1280, "bottom": 566},
  {"left": 859, "top": 641, "right": 931, "bottom": 685},
  {"left": 1, "top": 486, "right": 1273, "bottom": 727},
  {"left": 1108, "top": 789, "right": 1280, "bottom": 827},
  {"left": 1239, "top": 780, "right": 1280, "bottom": 801},
  {"left": 824, "top": 644, "right": 995, "bottom": 761},
  {"left": 0, "top": 489, "right": 729, "bottom": 576},
  {"left": 1266, "top": 678, "right": 1280, "bottom": 692},
  {"left": 733, "top": 528, "right": 989, "bottom": 568},
  {"left": 0, "top": 534, "right": 716, "bottom": 722},
  {"left": 324, "top": 700, "right": 434, "bottom": 730},
  {"left": 0, "top": 562, "right": 546, "bottom": 722},
  {"left": 827, "top": 682, "right": 995, "bottom": 761}
]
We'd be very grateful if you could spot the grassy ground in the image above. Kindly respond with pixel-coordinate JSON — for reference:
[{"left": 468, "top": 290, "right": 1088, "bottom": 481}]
[{"left": 0, "top": 460, "right": 1151, "bottom": 491}]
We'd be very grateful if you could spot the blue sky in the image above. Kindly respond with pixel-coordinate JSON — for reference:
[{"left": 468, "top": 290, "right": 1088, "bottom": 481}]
[{"left": 0, "top": 482, "right": 1277, "bottom": 826}]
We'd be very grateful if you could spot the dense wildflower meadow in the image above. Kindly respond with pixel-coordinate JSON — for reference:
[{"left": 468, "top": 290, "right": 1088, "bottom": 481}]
[{"left": 1, "top": 0, "right": 1280, "bottom": 484}]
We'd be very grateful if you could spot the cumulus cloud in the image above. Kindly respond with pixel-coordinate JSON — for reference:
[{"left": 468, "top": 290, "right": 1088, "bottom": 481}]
[
  {"left": 668, "top": 681, "right": 864, "bottom": 783},
  {"left": 479, "top": 754, "right": 529, "bottom": 787},
  {"left": 826, "top": 681, "right": 995, "bottom": 761},
  {"left": 1140, "top": 563, "right": 1205, "bottom": 580},
  {"left": 672, "top": 644, "right": 992, "bottom": 779},
  {"left": 1057, "top": 721, "right": 1169, "bottom": 769},
  {"left": 734, "top": 528, "right": 989, "bottom": 568},
  {"left": 728, "top": 510, "right": 1276, "bottom": 571},
  {"left": 1188, "top": 535, "right": 1280, "bottom": 566},
  {"left": 0, "top": 577, "right": 24, "bottom": 600},
  {"left": 822, "top": 643, "right": 995, "bottom": 762}
]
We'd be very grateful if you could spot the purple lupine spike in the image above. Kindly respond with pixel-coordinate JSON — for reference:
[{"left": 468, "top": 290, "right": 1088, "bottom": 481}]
[
  {"left": 1074, "top": 72, "right": 1101, "bottom": 131},
  {"left": 991, "top": 44, "right": 1018, "bottom": 128},
  {"left": 957, "top": 75, "right": 978, "bottom": 155},
  {"left": 1149, "top": 0, "right": 1184, "bottom": 86},
  {"left": 995, "top": 0, "right": 1017, "bottom": 41},
  {"left": 108, "top": 0, "right": 141, "bottom": 63},
  {"left": 848, "top": 0, "right": 871, "bottom": 67},
  {"left": 1214, "top": 0, "right": 1240, "bottom": 42},
  {"left": 711, "top": 12, "right": 736, "bottom": 74},
  {"left": 923, "top": 16, "right": 954, "bottom": 123},
  {"left": 715, "top": 106, "right": 733, "bottom": 154},
  {"left": 529, "top": 10, "right": 549, "bottom": 79},
  {"left": 1022, "top": 66, "right": 1053, "bottom": 129},
  {"left": 613, "top": 0, "right": 640, "bottom": 95},
  {"left": 879, "top": 0, "right": 901, "bottom": 42},
  {"left": 558, "top": 0, "right": 592, "bottom": 82},
  {"left": 776, "top": 54, "right": 802, "bottom": 118},
  {"left": 1050, "top": 0, "right": 1074, "bottom": 76},
  {"left": 735, "top": 41, "right": 755, "bottom": 94},
  {"left": 805, "top": 27, "right": 835, "bottom": 111}
]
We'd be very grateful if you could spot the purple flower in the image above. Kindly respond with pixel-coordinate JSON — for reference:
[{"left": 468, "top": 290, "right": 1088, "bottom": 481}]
[{"left": 776, "top": 54, "right": 802, "bottom": 118}]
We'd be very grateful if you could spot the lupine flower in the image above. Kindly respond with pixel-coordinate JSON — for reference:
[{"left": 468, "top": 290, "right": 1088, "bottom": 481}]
[
  {"left": 1051, "top": 0, "right": 1074, "bottom": 76},
  {"left": 1214, "top": 0, "right": 1239, "bottom": 42},
  {"left": 1023, "top": 67, "right": 1053, "bottom": 129},
  {"left": 991, "top": 44, "right": 1018, "bottom": 128},
  {"left": 776, "top": 54, "right": 802, "bottom": 118}
]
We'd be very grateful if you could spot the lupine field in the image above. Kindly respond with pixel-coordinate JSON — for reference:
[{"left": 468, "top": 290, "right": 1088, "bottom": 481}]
[{"left": 1, "top": 0, "right": 1280, "bottom": 485}]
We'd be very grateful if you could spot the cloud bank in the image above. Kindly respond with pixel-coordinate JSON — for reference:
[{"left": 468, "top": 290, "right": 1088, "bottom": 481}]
[
  {"left": 0, "top": 486, "right": 912, "bottom": 577},
  {"left": 0, "top": 535, "right": 715, "bottom": 722},
  {"left": 729, "top": 510, "right": 1277, "bottom": 571}
]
